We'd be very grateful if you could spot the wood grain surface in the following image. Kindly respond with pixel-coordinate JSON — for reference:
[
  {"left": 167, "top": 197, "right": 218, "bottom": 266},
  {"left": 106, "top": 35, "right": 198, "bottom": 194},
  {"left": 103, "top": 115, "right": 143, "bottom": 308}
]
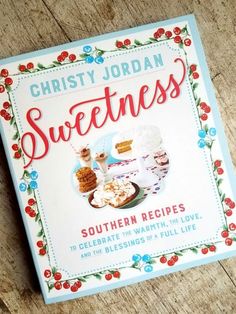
[{"left": 0, "top": 0, "right": 235, "bottom": 313}]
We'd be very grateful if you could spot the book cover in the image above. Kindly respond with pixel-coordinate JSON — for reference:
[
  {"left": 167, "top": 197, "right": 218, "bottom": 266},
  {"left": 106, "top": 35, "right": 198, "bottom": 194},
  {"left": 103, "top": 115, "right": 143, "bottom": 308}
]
[{"left": 0, "top": 14, "right": 235, "bottom": 304}]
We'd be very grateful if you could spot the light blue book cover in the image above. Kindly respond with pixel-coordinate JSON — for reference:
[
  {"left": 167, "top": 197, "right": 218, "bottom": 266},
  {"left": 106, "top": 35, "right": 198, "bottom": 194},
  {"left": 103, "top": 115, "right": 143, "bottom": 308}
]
[{"left": 0, "top": 14, "right": 235, "bottom": 304}]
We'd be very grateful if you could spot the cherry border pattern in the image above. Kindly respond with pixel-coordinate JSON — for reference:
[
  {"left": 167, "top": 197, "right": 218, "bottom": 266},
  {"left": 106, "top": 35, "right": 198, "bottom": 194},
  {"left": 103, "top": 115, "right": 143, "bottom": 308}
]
[{"left": 0, "top": 24, "right": 235, "bottom": 294}]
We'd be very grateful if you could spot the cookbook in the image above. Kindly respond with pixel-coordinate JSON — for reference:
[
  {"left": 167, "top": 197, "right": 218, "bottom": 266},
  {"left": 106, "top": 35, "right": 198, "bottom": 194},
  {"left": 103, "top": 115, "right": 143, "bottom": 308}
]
[{"left": 0, "top": 14, "right": 235, "bottom": 304}]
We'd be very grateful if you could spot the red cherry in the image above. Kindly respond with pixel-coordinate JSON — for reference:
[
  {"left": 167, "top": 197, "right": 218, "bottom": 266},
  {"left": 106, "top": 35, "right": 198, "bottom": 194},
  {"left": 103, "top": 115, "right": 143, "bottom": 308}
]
[
  {"left": 167, "top": 259, "right": 175, "bottom": 266},
  {"left": 200, "top": 113, "right": 208, "bottom": 121},
  {"left": 200, "top": 102, "right": 207, "bottom": 110},
  {"left": 214, "top": 160, "right": 221, "bottom": 168},
  {"left": 12, "top": 144, "right": 19, "bottom": 151},
  {"left": 0, "top": 109, "right": 6, "bottom": 117},
  {"left": 71, "top": 284, "right": 78, "bottom": 292},
  {"left": 171, "top": 255, "right": 178, "bottom": 262},
  {"left": 190, "top": 64, "right": 197, "bottom": 72},
  {"left": 14, "top": 151, "right": 21, "bottom": 159},
  {"left": 61, "top": 51, "right": 69, "bottom": 58},
  {"left": 54, "top": 272, "right": 62, "bottom": 281},
  {"left": 37, "top": 240, "right": 44, "bottom": 248},
  {"left": 113, "top": 271, "right": 120, "bottom": 278},
  {"left": 165, "top": 31, "right": 172, "bottom": 38},
  {"left": 0, "top": 85, "right": 5, "bottom": 93},
  {"left": 4, "top": 113, "right": 11, "bottom": 121},
  {"left": 192, "top": 72, "right": 199, "bottom": 79},
  {"left": 157, "top": 28, "right": 165, "bottom": 36},
  {"left": 229, "top": 223, "right": 236, "bottom": 231},
  {"left": 19, "top": 65, "right": 26, "bottom": 72},
  {"left": 76, "top": 280, "right": 82, "bottom": 288},
  {"left": 225, "top": 238, "right": 233, "bottom": 246},
  {"left": 229, "top": 202, "right": 235, "bottom": 209},
  {"left": 173, "top": 27, "right": 181, "bottom": 35},
  {"left": 5, "top": 77, "right": 13, "bottom": 85},
  {"left": 29, "top": 210, "right": 36, "bottom": 218},
  {"left": 54, "top": 281, "right": 62, "bottom": 290},
  {"left": 27, "top": 62, "right": 34, "bottom": 69},
  {"left": 204, "top": 106, "right": 211, "bottom": 113},
  {"left": 28, "top": 198, "right": 35, "bottom": 206},
  {"left": 63, "top": 281, "right": 70, "bottom": 289},
  {"left": 174, "top": 36, "right": 182, "bottom": 43},
  {"left": 25, "top": 206, "right": 32, "bottom": 214},
  {"left": 69, "top": 54, "right": 76, "bottom": 62},
  {"left": 226, "top": 209, "right": 233, "bottom": 217},
  {"left": 1, "top": 69, "right": 9, "bottom": 77},
  {"left": 44, "top": 269, "right": 51, "bottom": 278},
  {"left": 217, "top": 168, "right": 224, "bottom": 175},
  {"left": 201, "top": 248, "right": 208, "bottom": 254},
  {"left": 116, "top": 41, "right": 123, "bottom": 48},
  {"left": 105, "top": 273, "right": 112, "bottom": 280},
  {"left": 184, "top": 38, "right": 191, "bottom": 46},
  {"left": 3, "top": 101, "right": 10, "bottom": 109},
  {"left": 124, "top": 39, "right": 131, "bottom": 46},
  {"left": 221, "top": 230, "right": 229, "bottom": 238},
  {"left": 160, "top": 256, "right": 167, "bottom": 264},
  {"left": 57, "top": 55, "right": 64, "bottom": 62},
  {"left": 39, "top": 248, "right": 46, "bottom": 255},
  {"left": 154, "top": 31, "right": 160, "bottom": 39},
  {"left": 209, "top": 245, "right": 216, "bottom": 252},
  {"left": 5, "top": 113, "right": 11, "bottom": 121},
  {"left": 224, "top": 198, "right": 232, "bottom": 205}
]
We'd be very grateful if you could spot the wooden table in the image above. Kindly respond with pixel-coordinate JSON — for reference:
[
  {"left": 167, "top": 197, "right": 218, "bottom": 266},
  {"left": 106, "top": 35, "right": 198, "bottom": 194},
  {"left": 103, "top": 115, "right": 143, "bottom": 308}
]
[{"left": 0, "top": 0, "right": 235, "bottom": 312}]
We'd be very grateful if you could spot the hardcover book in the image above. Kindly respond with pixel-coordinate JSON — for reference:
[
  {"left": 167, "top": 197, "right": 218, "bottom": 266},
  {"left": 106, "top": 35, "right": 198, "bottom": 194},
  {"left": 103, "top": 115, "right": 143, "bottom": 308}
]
[{"left": 0, "top": 14, "right": 235, "bottom": 304}]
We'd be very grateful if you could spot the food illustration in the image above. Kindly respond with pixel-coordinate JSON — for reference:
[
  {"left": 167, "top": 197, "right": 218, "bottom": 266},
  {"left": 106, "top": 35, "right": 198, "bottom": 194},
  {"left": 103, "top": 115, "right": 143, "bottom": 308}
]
[
  {"left": 73, "top": 125, "right": 170, "bottom": 209},
  {"left": 76, "top": 167, "right": 97, "bottom": 193},
  {"left": 156, "top": 150, "right": 169, "bottom": 166},
  {"left": 115, "top": 140, "right": 133, "bottom": 154},
  {"left": 77, "top": 146, "right": 92, "bottom": 168},
  {"left": 89, "top": 179, "right": 139, "bottom": 208},
  {"left": 95, "top": 152, "right": 108, "bottom": 173}
]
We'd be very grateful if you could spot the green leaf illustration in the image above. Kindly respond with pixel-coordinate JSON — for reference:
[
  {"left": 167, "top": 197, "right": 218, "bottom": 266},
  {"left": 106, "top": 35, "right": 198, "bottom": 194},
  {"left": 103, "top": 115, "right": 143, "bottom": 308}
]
[
  {"left": 190, "top": 247, "right": 198, "bottom": 254},
  {"left": 12, "top": 132, "right": 19, "bottom": 140},
  {"left": 174, "top": 252, "right": 183, "bottom": 256},
  {"left": 93, "top": 273, "right": 102, "bottom": 280},
  {"left": 37, "top": 229, "right": 43, "bottom": 237},
  {"left": 37, "top": 63, "right": 46, "bottom": 69},
  {"left": 134, "top": 39, "right": 142, "bottom": 46},
  {"left": 27, "top": 186, "right": 32, "bottom": 195}
]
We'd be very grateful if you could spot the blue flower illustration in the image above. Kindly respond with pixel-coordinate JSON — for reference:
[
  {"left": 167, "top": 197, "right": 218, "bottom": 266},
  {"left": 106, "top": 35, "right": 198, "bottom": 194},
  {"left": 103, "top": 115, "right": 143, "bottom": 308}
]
[
  {"left": 30, "top": 170, "right": 38, "bottom": 180},
  {"left": 83, "top": 45, "right": 92, "bottom": 53},
  {"left": 85, "top": 55, "right": 94, "bottom": 64},
  {"left": 95, "top": 56, "right": 104, "bottom": 64},
  {"left": 132, "top": 254, "right": 142, "bottom": 262},
  {"left": 19, "top": 182, "right": 27, "bottom": 192},
  {"left": 198, "top": 139, "right": 206, "bottom": 148},
  {"left": 144, "top": 265, "right": 153, "bottom": 273},
  {"left": 30, "top": 181, "right": 38, "bottom": 190},
  {"left": 209, "top": 127, "right": 216, "bottom": 136},
  {"left": 198, "top": 129, "right": 206, "bottom": 138},
  {"left": 142, "top": 254, "right": 151, "bottom": 262}
]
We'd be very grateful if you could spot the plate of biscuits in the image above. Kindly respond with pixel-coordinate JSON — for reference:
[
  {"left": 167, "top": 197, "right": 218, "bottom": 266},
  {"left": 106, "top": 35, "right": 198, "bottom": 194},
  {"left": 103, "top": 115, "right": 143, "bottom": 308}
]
[{"left": 75, "top": 167, "right": 101, "bottom": 195}]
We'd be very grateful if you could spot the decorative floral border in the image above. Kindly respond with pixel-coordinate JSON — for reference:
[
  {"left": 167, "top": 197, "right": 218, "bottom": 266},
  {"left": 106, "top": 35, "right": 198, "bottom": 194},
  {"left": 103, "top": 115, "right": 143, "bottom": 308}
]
[{"left": 0, "top": 24, "right": 235, "bottom": 294}]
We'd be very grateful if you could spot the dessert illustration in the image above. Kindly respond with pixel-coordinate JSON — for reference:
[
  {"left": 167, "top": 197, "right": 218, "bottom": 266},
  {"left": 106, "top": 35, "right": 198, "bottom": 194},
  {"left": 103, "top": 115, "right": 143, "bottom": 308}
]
[
  {"left": 77, "top": 146, "right": 92, "bottom": 168},
  {"left": 156, "top": 150, "right": 169, "bottom": 166},
  {"left": 90, "top": 179, "right": 138, "bottom": 208},
  {"left": 76, "top": 167, "right": 97, "bottom": 193},
  {"left": 95, "top": 152, "right": 108, "bottom": 173},
  {"left": 115, "top": 140, "right": 133, "bottom": 154}
]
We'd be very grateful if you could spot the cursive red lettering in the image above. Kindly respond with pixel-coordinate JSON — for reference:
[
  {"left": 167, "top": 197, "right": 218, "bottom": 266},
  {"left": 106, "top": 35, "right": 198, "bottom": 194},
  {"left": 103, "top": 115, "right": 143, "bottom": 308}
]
[{"left": 21, "top": 108, "right": 49, "bottom": 168}]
